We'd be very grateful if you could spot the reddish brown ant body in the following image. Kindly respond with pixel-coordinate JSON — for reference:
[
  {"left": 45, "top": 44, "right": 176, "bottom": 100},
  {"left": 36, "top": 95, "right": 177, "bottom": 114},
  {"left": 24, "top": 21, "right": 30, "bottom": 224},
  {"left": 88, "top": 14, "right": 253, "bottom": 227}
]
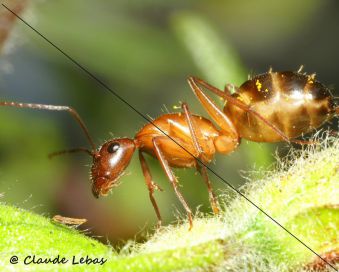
[{"left": 1, "top": 69, "right": 338, "bottom": 229}]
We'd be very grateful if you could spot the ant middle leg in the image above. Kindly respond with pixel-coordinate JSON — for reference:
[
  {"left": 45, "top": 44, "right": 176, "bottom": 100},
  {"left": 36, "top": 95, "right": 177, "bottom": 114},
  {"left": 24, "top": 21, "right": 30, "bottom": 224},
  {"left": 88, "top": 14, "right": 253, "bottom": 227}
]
[
  {"left": 181, "top": 102, "right": 220, "bottom": 214},
  {"left": 139, "top": 151, "right": 163, "bottom": 228},
  {"left": 152, "top": 136, "right": 193, "bottom": 230},
  {"left": 187, "top": 76, "right": 290, "bottom": 142}
]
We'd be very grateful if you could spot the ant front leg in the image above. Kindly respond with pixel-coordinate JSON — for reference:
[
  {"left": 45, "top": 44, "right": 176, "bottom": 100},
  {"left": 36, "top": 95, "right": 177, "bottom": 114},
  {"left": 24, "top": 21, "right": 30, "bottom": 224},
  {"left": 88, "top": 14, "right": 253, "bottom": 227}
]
[
  {"left": 181, "top": 102, "right": 220, "bottom": 214},
  {"left": 152, "top": 136, "right": 193, "bottom": 230},
  {"left": 0, "top": 101, "right": 95, "bottom": 150},
  {"left": 139, "top": 151, "right": 163, "bottom": 228},
  {"left": 187, "top": 77, "right": 290, "bottom": 142}
]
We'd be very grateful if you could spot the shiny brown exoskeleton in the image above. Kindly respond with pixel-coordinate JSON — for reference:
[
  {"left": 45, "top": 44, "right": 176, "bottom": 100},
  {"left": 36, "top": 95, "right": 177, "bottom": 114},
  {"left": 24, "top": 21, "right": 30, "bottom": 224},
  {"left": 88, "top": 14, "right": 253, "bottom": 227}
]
[{"left": 1, "top": 69, "right": 338, "bottom": 230}]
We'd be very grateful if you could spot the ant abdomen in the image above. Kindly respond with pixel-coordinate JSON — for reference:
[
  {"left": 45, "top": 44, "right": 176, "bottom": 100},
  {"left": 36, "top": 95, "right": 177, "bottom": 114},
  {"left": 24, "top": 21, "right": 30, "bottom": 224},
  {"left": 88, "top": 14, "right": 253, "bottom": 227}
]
[{"left": 224, "top": 71, "right": 336, "bottom": 142}]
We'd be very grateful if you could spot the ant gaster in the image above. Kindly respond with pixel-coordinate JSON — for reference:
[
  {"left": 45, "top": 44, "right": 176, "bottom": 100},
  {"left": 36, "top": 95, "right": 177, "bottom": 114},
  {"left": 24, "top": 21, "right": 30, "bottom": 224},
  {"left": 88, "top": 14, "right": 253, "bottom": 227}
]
[{"left": 1, "top": 68, "right": 338, "bottom": 230}]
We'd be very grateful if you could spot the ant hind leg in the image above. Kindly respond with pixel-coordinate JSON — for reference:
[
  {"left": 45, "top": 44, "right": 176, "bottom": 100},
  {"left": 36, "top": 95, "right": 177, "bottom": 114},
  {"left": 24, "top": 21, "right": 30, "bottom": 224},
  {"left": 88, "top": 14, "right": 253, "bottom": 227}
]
[{"left": 186, "top": 78, "right": 239, "bottom": 138}]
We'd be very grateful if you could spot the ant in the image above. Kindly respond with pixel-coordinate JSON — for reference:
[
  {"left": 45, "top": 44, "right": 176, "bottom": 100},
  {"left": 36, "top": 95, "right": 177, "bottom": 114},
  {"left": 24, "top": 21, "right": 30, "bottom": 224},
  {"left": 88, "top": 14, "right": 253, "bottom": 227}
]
[{"left": 1, "top": 68, "right": 338, "bottom": 230}]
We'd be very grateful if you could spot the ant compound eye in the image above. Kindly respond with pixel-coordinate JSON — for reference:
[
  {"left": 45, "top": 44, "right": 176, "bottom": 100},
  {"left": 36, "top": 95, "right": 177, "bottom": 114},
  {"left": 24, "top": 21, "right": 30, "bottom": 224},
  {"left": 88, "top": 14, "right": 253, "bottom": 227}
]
[{"left": 107, "top": 142, "right": 120, "bottom": 153}]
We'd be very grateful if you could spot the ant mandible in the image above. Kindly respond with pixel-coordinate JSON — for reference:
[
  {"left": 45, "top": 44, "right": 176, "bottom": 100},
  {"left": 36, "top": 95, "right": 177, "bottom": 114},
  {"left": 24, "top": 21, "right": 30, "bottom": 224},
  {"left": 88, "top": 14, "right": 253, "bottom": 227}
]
[{"left": 1, "top": 68, "right": 338, "bottom": 230}]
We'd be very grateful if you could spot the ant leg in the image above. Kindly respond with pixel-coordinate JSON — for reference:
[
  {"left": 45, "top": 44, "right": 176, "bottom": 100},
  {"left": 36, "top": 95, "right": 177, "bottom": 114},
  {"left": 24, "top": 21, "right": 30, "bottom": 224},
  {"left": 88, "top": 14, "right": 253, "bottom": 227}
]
[
  {"left": 152, "top": 136, "right": 193, "bottom": 230},
  {"left": 187, "top": 76, "right": 290, "bottom": 142},
  {"left": 0, "top": 101, "right": 95, "bottom": 150},
  {"left": 198, "top": 165, "right": 219, "bottom": 214},
  {"left": 181, "top": 102, "right": 203, "bottom": 154},
  {"left": 185, "top": 79, "right": 238, "bottom": 138},
  {"left": 139, "top": 151, "right": 163, "bottom": 228},
  {"left": 181, "top": 102, "right": 220, "bottom": 214}
]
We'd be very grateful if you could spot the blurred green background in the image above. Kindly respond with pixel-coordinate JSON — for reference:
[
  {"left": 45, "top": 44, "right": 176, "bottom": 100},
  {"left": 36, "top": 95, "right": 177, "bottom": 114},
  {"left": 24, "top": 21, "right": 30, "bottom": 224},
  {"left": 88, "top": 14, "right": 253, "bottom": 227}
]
[{"left": 0, "top": 0, "right": 338, "bottom": 245}]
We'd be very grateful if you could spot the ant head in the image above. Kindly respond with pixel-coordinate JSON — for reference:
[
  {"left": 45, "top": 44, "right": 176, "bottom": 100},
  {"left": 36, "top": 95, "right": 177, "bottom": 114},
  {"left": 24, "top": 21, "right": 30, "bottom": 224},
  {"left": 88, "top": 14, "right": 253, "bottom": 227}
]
[{"left": 91, "top": 138, "right": 136, "bottom": 198}]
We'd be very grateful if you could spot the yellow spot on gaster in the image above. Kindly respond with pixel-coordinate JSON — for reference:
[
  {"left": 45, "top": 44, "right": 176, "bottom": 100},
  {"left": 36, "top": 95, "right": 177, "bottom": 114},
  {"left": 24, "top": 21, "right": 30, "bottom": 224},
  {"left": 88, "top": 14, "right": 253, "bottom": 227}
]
[
  {"left": 264, "top": 88, "right": 269, "bottom": 93},
  {"left": 256, "top": 79, "right": 262, "bottom": 92}
]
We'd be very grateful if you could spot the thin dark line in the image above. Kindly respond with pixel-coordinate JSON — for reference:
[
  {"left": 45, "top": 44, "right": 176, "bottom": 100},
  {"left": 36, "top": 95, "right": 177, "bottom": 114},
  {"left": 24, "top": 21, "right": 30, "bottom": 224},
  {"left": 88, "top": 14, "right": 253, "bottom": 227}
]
[{"left": 2, "top": 4, "right": 337, "bottom": 271}]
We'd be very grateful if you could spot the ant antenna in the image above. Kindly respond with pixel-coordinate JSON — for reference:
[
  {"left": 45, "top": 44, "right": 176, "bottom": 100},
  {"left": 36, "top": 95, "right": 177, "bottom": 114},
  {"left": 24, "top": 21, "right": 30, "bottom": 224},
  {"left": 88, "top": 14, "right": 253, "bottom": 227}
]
[
  {"left": 48, "top": 148, "right": 94, "bottom": 159},
  {"left": 0, "top": 101, "right": 96, "bottom": 151}
]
